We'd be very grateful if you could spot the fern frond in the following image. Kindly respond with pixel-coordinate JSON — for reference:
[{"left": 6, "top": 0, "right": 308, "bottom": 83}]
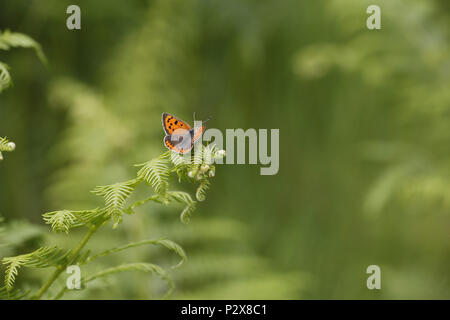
[
  {"left": 193, "top": 143, "right": 203, "bottom": 165},
  {"left": 83, "top": 262, "right": 174, "bottom": 298},
  {"left": 2, "top": 247, "right": 70, "bottom": 290},
  {"left": 22, "top": 247, "right": 70, "bottom": 268},
  {"left": 202, "top": 143, "right": 217, "bottom": 165},
  {"left": 169, "top": 152, "right": 194, "bottom": 183},
  {"left": 86, "top": 239, "right": 187, "bottom": 268},
  {"left": 42, "top": 209, "right": 105, "bottom": 233},
  {"left": 0, "top": 30, "right": 47, "bottom": 64},
  {"left": 3, "top": 256, "right": 25, "bottom": 290},
  {"left": 0, "top": 62, "right": 11, "bottom": 93},
  {"left": 91, "top": 179, "right": 139, "bottom": 228},
  {"left": 170, "top": 151, "right": 191, "bottom": 166},
  {"left": 92, "top": 180, "right": 138, "bottom": 213},
  {"left": 153, "top": 239, "right": 187, "bottom": 269},
  {"left": 136, "top": 156, "right": 170, "bottom": 195},
  {"left": 196, "top": 179, "right": 210, "bottom": 202},
  {"left": 168, "top": 191, "right": 197, "bottom": 224},
  {"left": 44, "top": 210, "right": 77, "bottom": 233},
  {"left": 0, "top": 30, "right": 46, "bottom": 95},
  {"left": 168, "top": 191, "right": 195, "bottom": 205}
]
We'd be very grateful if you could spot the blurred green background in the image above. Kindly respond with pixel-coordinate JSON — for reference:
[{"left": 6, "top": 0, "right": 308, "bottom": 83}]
[{"left": 0, "top": 0, "right": 449, "bottom": 299}]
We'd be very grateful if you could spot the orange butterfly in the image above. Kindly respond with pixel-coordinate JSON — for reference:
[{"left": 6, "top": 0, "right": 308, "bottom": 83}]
[{"left": 162, "top": 113, "right": 206, "bottom": 154}]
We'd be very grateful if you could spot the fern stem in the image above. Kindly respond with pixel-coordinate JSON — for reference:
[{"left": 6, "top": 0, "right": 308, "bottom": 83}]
[
  {"left": 33, "top": 265, "right": 64, "bottom": 300},
  {"left": 34, "top": 225, "right": 99, "bottom": 299},
  {"left": 52, "top": 285, "right": 67, "bottom": 300}
]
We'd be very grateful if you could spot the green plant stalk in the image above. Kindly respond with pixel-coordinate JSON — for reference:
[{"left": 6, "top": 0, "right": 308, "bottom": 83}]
[
  {"left": 33, "top": 223, "right": 100, "bottom": 299},
  {"left": 34, "top": 195, "right": 161, "bottom": 299}
]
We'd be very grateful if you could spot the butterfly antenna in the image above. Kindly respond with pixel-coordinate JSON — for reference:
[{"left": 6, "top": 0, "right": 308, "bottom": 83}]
[
  {"left": 193, "top": 112, "right": 211, "bottom": 125},
  {"left": 203, "top": 113, "right": 213, "bottom": 124}
]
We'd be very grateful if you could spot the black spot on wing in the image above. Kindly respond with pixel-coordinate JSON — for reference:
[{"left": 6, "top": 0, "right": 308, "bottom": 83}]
[{"left": 162, "top": 113, "right": 172, "bottom": 134}]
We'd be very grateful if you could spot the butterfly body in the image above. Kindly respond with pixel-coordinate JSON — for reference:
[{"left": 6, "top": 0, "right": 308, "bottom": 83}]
[{"left": 162, "top": 113, "right": 205, "bottom": 154}]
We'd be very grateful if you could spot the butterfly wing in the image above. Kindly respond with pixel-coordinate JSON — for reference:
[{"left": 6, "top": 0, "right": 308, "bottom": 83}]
[
  {"left": 162, "top": 112, "right": 206, "bottom": 154},
  {"left": 164, "top": 135, "right": 193, "bottom": 154},
  {"left": 191, "top": 125, "right": 205, "bottom": 143},
  {"left": 162, "top": 113, "right": 191, "bottom": 135}
]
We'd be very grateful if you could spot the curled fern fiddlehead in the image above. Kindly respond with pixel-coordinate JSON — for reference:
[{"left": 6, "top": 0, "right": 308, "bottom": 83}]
[{"left": 0, "top": 137, "right": 16, "bottom": 161}]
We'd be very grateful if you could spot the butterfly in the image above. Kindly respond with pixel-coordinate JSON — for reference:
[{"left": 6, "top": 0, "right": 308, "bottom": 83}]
[{"left": 162, "top": 112, "right": 206, "bottom": 154}]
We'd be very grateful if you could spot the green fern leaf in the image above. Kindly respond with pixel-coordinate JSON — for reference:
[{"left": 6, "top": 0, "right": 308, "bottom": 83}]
[
  {"left": 156, "top": 239, "right": 188, "bottom": 269},
  {"left": 193, "top": 143, "right": 203, "bottom": 165},
  {"left": 203, "top": 143, "right": 218, "bottom": 165},
  {"left": 0, "top": 30, "right": 47, "bottom": 64},
  {"left": 136, "top": 156, "right": 170, "bottom": 195},
  {"left": 170, "top": 151, "right": 191, "bottom": 166},
  {"left": 3, "top": 256, "right": 25, "bottom": 290},
  {"left": 2, "top": 246, "right": 70, "bottom": 290},
  {"left": 0, "top": 30, "right": 46, "bottom": 95},
  {"left": 92, "top": 180, "right": 138, "bottom": 228},
  {"left": 42, "top": 209, "right": 105, "bottom": 233}
]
